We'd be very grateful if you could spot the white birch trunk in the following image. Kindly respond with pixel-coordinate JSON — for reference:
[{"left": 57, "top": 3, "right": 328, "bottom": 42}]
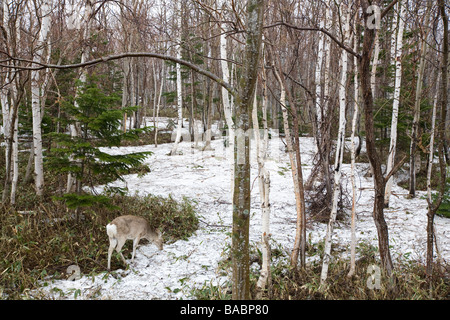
[
  {"left": 3, "top": 3, "right": 21, "bottom": 204},
  {"left": 170, "top": 0, "right": 183, "bottom": 156},
  {"left": 314, "top": 10, "right": 326, "bottom": 142},
  {"left": 409, "top": 5, "right": 432, "bottom": 197},
  {"left": 371, "top": 33, "right": 380, "bottom": 95},
  {"left": 0, "top": 92, "right": 7, "bottom": 137},
  {"left": 426, "top": 76, "right": 442, "bottom": 267},
  {"left": 31, "top": 0, "right": 52, "bottom": 197},
  {"left": 121, "top": 58, "right": 130, "bottom": 132},
  {"left": 348, "top": 37, "right": 360, "bottom": 278},
  {"left": 384, "top": 0, "right": 405, "bottom": 207},
  {"left": 219, "top": 0, "right": 235, "bottom": 201},
  {"left": 253, "top": 72, "right": 271, "bottom": 297},
  {"left": 67, "top": 0, "right": 93, "bottom": 193},
  {"left": 322, "top": 3, "right": 332, "bottom": 111},
  {"left": 10, "top": 115, "right": 19, "bottom": 204},
  {"left": 1, "top": 0, "right": 11, "bottom": 191},
  {"left": 273, "top": 67, "right": 304, "bottom": 267},
  {"left": 320, "top": 6, "right": 350, "bottom": 285},
  {"left": 153, "top": 61, "right": 165, "bottom": 147}
]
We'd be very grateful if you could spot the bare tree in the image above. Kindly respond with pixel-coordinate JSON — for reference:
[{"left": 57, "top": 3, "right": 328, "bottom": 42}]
[
  {"left": 384, "top": 0, "right": 405, "bottom": 208},
  {"left": 320, "top": 2, "right": 350, "bottom": 285},
  {"left": 170, "top": 0, "right": 184, "bottom": 156},
  {"left": 409, "top": 3, "right": 432, "bottom": 198},
  {"left": 358, "top": 0, "right": 400, "bottom": 275},
  {"left": 30, "top": 0, "right": 52, "bottom": 198},
  {"left": 426, "top": 0, "right": 448, "bottom": 279}
]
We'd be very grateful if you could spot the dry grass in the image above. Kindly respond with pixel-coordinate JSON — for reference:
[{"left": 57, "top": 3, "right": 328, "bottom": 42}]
[{"left": 0, "top": 194, "right": 198, "bottom": 299}]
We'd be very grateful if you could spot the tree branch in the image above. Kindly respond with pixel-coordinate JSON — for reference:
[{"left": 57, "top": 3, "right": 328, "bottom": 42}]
[
  {"left": 384, "top": 154, "right": 408, "bottom": 185},
  {"left": 381, "top": 0, "right": 400, "bottom": 20},
  {"left": 265, "top": 21, "right": 361, "bottom": 59},
  {"left": 0, "top": 51, "right": 236, "bottom": 96}
]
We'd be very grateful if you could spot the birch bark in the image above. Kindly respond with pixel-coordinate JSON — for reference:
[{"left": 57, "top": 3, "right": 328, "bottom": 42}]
[
  {"left": 409, "top": 4, "right": 432, "bottom": 197},
  {"left": 170, "top": 0, "right": 183, "bottom": 156},
  {"left": 371, "top": 33, "right": 380, "bottom": 96},
  {"left": 320, "top": 5, "right": 350, "bottom": 285},
  {"left": 2, "top": 1, "right": 22, "bottom": 204},
  {"left": 348, "top": 35, "right": 360, "bottom": 278},
  {"left": 426, "top": 75, "right": 439, "bottom": 275},
  {"left": 219, "top": 3, "right": 235, "bottom": 200},
  {"left": 67, "top": 0, "right": 93, "bottom": 193},
  {"left": 253, "top": 68, "right": 271, "bottom": 297},
  {"left": 31, "top": 0, "right": 52, "bottom": 197},
  {"left": 272, "top": 65, "right": 306, "bottom": 268},
  {"left": 384, "top": 0, "right": 405, "bottom": 207},
  {"left": 313, "top": 3, "right": 327, "bottom": 145},
  {"left": 426, "top": 0, "right": 448, "bottom": 277},
  {"left": 153, "top": 61, "right": 165, "bottom": 147}
]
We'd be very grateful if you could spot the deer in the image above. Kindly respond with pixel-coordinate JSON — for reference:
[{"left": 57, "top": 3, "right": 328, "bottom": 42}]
[{"left": 107, "top": 215, "right": 163, "bottom": 270}]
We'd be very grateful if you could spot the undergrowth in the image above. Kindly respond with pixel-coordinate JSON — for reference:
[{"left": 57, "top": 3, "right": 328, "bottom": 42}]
[
  {"left": 192, "top": 239, "right": 450, "bottom": 300},
  {"left": 0, "top": 194, "right": 198, "bottom": 299}
]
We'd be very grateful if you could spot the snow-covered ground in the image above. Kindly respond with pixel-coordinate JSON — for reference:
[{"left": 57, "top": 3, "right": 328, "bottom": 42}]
[{"left": 34, "top": 120, "right": 449, "bottom": 299}]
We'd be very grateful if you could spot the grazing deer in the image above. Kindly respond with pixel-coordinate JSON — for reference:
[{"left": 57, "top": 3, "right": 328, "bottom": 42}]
[{"left": 107, "top": 215, "right": 163, "bottom": 270}]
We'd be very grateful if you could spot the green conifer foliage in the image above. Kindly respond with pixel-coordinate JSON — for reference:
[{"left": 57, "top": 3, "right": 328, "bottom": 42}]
[{"left": 47, "top": 76, "right": 152, "bottom": 209}]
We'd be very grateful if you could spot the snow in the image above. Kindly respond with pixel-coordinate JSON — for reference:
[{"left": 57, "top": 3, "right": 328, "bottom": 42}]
[{"left": 34, "top": 121, "right": 450, "bottom": 299}]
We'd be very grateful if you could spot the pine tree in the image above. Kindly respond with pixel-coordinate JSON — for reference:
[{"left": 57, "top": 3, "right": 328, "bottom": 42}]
[{"left": 47, "top": 76, "right": 152, "bottom": 210}]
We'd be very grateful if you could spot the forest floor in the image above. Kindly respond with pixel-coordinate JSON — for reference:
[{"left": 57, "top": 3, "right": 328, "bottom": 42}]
[{"left": 33, "top": 119, "right": 450, "bottom": 300}]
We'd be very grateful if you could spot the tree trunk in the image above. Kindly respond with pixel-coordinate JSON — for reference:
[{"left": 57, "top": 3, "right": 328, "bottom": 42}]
[
  {"left": 320, "top": 6, "right": 350, "bottom": 284},
  {"left": 170, "top": 0, "right": 184, "bottom": 156},
  {"left": 312, "top": 3, "right": 333, "bottom": 201},
  {"left": 220, "top": 11, "right": 235, "bottom": 201},
  {"left": 272, "top": 64, "right": 306, "bottom": 269},
  {"left": 426, "top": 74, "right": 439, "bottom": 278},
  {"left": 153, "top": 61, "right": 165, "bottom": 147},
  {"left": 231, "top": 0, "right": 264, "bottom": 300},
  {"left": 348, "top": 35, "right": 360, "bottom": 278},
  {"left": 253, "top": 69, "right": 271, "bottom": 297},
  {"left": 371, "top": 33, "right": 380, "bottom": 96},
  {"left": 426, "top": 0, "right": 448, "bottom": 278},
  {"left": 384, "top": 0, "right": 405, "bottom": 207},
  {"left": 409, "top": 4, "right": 431, "bottom": 197},
  {"left": 359, "top": 0, "right": 394, "bottom": 276},
  {"left": 2, "top": 2, "right": 23, "bottom": 205},
  {"left": 30, "top": 0, "right": 52, "bottom": 197},
  {"left": 67, "top": 0, "right": 93, "bottom": 193}
]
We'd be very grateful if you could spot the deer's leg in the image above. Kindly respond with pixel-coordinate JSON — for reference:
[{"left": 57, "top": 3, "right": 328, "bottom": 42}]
[
  {"left": 115, "top": 237, "right": 127, "bottom": 265},
  {"left": 131, "top": 236, "right": 141, "bottom": 262},
  {"left": 107, "top": 238, "right": 117, "bottom": 270}
]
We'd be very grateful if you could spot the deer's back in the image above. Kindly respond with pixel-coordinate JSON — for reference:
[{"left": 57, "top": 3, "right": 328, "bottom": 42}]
[{"left": 110, "top": 215, "right": 150, "bottom": 239}]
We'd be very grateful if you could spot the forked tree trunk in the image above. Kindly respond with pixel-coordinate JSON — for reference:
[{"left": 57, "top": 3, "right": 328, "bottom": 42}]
[
  {"left": 272, "top": 64, "right": 306, "bottom": 269},
  {"left": 312, "top": 3, "right": 333, "bottom": 200},
  {"left": 359, "top": 0, "right": 394, "bottom": 276}
]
